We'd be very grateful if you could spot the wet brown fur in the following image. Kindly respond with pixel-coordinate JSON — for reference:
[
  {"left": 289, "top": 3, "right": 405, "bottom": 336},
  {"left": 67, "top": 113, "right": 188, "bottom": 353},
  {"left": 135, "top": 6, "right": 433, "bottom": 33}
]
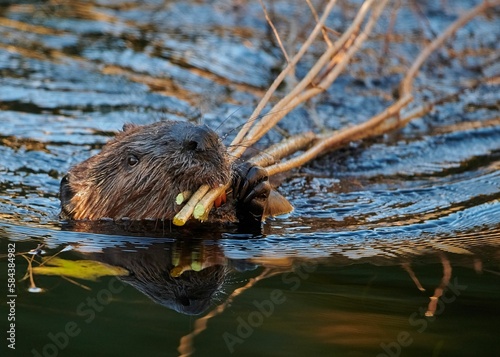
[{"left": 61, "top": 120, "right": 231, "bottom": 221}]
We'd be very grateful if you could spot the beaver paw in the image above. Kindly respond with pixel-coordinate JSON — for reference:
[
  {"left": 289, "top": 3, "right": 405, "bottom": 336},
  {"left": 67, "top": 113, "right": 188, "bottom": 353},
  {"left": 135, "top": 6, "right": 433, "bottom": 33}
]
[{"left": 233, "top": 162, "right": 270, "bottom": 226}]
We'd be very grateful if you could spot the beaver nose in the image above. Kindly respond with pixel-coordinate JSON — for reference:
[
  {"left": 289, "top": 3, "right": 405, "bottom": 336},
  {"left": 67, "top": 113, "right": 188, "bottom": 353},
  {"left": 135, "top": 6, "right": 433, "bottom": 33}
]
[{"left": 184, "top": 126, "right": 219, "bottom": 152}]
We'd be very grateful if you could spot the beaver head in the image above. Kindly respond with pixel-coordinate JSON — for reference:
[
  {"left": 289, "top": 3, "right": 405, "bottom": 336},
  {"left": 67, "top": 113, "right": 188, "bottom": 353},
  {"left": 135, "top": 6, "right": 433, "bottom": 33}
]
[{"left": 60, "top": 120, "right": 231, "bottom": 220}]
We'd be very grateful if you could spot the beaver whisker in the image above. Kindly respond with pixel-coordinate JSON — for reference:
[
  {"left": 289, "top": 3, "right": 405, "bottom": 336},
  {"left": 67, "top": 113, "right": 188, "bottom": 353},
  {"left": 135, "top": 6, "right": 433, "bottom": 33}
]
[{"left": 214, "top": 106, "right": 243, "bottom": 133}]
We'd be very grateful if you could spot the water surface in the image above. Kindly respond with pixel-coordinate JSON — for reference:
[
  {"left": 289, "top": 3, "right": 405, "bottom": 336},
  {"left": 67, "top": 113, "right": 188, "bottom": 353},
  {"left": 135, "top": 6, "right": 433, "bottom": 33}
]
[{"left": 0, "top": 1, "right": 499, "bottom": 356}]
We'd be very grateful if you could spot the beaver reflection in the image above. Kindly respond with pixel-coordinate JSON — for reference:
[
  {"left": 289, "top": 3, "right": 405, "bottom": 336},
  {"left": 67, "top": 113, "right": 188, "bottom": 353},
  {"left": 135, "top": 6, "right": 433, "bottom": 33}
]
[{"left": 93, "top": 242, "right": 228, "bottom": 315}]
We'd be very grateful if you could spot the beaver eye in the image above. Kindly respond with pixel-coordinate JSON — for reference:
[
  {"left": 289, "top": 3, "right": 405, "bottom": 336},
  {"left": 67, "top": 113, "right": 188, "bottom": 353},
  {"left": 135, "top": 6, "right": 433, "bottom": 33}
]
[{"left": 127, "top": 154, "right": 139, "bottom": 167}]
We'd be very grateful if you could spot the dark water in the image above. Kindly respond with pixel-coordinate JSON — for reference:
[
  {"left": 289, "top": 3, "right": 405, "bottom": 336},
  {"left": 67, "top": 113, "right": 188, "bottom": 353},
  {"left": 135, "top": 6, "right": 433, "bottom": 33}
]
[{"left": 1, "top": 1, "right": 499, "bottom": 356}]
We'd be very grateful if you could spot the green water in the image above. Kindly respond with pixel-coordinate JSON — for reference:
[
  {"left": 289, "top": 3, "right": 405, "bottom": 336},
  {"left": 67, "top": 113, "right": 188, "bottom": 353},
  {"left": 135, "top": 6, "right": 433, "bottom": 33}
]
[{"left": 1, "top": 227, "right": 499, "bottom": 356}]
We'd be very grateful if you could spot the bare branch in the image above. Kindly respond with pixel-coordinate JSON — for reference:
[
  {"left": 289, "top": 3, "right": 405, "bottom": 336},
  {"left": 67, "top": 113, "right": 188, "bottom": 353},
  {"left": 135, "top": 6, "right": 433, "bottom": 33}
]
[{"left": 259, "top": 0, "right": 290, "bottom": 63}]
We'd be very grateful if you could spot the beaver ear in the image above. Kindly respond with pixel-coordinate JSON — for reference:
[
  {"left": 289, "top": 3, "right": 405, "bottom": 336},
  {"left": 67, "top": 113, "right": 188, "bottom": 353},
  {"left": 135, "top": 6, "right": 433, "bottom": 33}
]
[
  {"left": 263, "top": 190, "right": 294, "bottom": 218},
  {"left": 122, "top": 123, "right": 138, "bottom": 132},
  {"left": 59, "top": 175, "right": 75, "bottom": 219}
]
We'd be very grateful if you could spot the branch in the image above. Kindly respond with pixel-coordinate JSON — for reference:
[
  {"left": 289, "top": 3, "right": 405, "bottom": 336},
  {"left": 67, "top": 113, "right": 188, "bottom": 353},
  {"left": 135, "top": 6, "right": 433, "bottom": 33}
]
[
  {"left": 228, "top": 0, "right": 339, "bottom": 154},
  {"left": 264, "top": 0, "right": 497, "bottom": 176},
  {"left": 173, "top": 0, "right": 497, "bottom": 225}
]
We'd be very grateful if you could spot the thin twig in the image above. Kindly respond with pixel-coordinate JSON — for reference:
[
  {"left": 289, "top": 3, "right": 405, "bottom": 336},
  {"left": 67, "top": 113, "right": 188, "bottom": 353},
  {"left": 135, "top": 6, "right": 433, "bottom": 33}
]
[
  {"left": 378, "top": 0, "right": 401, "bottom": 73},
  {"left": 61, "top": 275, "right": 92, "bottom": 290},
  {"left": 287, "top": 0, "right": 388, "bottom": 107},
  {"left": 229, "top": 0, "right": 339, "bottom": 153},
  {"left": 259, "top": 0, "right": 290, "bottom": 63},
  {"left": 306, "top": 0, "right": 334, "bottom": 47},
  {"left": 399, "top": 0, "right": 497, "bottom": 97},
  {"left": 402, "top": 262, "right": 426, "bottom": 291}
]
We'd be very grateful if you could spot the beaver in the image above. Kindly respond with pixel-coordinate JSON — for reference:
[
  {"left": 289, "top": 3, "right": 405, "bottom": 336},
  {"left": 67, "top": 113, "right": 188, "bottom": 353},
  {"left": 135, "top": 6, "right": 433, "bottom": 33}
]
[
  {"left": 59, "top": 120, "right": 290, "bottom": 229},
  {"left": 94, "top": 241, "right": 228, "bottom": 315}
]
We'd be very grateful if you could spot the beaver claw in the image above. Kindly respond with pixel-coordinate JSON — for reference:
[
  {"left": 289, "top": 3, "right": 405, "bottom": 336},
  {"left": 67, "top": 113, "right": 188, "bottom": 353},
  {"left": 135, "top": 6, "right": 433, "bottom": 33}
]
[
  {"left": 233, "top": 162, "right": 271, "bottom": 227},
  {"left": 234, "top": 163, "right": 270, "bottom": 202}
]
